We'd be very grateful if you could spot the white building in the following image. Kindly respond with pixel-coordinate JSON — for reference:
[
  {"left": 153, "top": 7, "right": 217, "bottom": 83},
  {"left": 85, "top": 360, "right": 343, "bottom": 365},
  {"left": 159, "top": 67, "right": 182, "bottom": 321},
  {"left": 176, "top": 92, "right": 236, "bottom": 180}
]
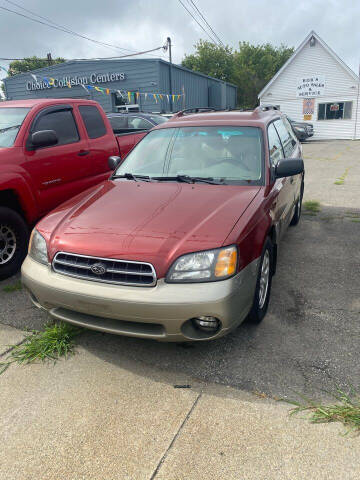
[{"left": 259, "top": 31, "right": 360, "bottom": 140}]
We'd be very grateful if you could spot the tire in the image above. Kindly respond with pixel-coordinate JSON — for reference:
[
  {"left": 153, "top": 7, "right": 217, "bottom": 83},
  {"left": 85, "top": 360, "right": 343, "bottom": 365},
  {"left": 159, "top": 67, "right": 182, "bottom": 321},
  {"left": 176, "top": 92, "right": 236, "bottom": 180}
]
[
  {"left": 247, "top": 238, "right": 274, "bottom": 324},
  {"left": 0, "top": 207, "right": 29, "bottom": 280},
  {"left": 290, "top": 181, "right": 304, "bottom": 226}
]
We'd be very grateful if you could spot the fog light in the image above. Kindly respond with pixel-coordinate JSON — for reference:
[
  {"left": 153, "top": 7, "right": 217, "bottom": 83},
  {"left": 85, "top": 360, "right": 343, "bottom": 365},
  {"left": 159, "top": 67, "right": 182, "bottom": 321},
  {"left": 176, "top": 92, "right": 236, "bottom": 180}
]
[{"left": 192, "top": 316, "right": 220, "bottom": 332}]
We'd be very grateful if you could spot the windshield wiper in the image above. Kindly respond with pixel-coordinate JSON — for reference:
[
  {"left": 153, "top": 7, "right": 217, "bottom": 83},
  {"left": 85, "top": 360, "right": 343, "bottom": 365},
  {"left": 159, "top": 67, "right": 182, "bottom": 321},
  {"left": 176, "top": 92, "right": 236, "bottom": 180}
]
[
  {"left": 155, "top": 175, "right": 223, "bottom": 185},
  {"left": 111, "top": 172, "right": 152, "bottom": 182}
]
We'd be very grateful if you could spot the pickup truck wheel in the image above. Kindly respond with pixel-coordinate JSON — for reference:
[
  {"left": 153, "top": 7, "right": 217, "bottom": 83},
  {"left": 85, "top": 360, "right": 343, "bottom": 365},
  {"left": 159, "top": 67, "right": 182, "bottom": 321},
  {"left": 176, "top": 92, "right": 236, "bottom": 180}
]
[
  {"left": 290, "top": 182, "right": 304, "bottom": 226},
  {"left": 247, "top": 238, "right": 273, "bottom": 324},
  {"left": 0, "top": 207, "right": 29, "bottom": 280}
]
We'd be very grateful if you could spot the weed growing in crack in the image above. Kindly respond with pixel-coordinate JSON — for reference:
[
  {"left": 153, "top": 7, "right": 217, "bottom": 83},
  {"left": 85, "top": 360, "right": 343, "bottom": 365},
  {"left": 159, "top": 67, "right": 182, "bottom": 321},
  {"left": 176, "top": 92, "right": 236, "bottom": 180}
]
[{"left": 0, "top": 322, "right": 83, "bottom": 374}]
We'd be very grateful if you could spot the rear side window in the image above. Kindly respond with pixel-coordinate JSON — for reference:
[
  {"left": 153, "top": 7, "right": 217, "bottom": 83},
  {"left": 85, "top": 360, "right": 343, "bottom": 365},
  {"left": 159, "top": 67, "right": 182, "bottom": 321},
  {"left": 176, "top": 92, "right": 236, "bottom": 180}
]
[
  {"left": 128, "top": 117, "right": 153, "bottom": 130},
  {"left": 268, "top": 123, "right": 284, "bottom": 165},
  {"left": 274, "top": 119, "right": 296, "bottom": 157},
  {"left": 79, "top": 105, "right": 107, "bottom": 139},
  {"left": 108, "top": 116, "right": 128, "bottom": 131},
  {"left": 33, "top": 109, "right": 79, "bottom": 146}
]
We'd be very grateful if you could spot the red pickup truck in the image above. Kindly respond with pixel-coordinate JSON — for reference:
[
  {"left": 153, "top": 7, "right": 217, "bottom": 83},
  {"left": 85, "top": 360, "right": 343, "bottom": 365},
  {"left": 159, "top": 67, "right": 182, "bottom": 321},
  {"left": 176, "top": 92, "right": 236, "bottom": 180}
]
[
  {"left": 0, "top": 98, "right": 146, "bottom": 279},
  {"left": 22, "top": 107, "right": 305, "bottom": 342}
]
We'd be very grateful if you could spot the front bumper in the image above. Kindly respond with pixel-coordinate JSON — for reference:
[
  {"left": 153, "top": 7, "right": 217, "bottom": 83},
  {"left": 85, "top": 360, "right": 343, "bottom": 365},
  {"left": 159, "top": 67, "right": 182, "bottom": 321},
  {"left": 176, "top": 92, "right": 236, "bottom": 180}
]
[{"left": 21, "top": 255, "right": 259, "bottom": 342}]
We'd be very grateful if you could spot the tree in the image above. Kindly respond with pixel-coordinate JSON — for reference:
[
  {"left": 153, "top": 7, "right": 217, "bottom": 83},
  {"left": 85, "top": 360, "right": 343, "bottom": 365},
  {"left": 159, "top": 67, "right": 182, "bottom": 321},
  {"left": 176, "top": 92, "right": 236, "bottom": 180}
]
[
  {"left": 8, "top": 56, "right": 65, "bottom": 76},
  {"left": 182, "top": 40, "right": 234, "bottom": 82},
  {"left": 182, "top": 41, "right": 294, "bottom": 109},
  {"left": 232, "top": 42, "right": 294, "bottom": 109}
]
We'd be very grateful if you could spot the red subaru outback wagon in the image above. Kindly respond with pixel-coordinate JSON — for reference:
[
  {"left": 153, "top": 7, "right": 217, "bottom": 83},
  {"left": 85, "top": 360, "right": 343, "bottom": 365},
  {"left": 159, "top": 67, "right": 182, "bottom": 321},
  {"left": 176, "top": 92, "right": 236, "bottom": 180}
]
[{"left": 22, "top": 106, "right": 304, "bottom": 342}]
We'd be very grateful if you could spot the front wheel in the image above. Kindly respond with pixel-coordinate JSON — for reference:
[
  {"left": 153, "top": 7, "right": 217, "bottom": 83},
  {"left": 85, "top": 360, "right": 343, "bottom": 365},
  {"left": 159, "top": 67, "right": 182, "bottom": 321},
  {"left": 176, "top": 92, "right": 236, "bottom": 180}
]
[
  {"left": 247, "top": 238, "right": 274, "bottom": 324},
  {"left": 0, "top": 207, "right": 29, "bottom": 280}
]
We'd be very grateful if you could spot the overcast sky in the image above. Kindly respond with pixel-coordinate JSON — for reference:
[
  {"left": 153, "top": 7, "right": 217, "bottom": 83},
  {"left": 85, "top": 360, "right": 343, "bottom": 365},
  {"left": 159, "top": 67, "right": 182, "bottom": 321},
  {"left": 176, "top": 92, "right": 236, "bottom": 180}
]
[{"left": 0, "top": 0, "right": 359, "bottom": 81}]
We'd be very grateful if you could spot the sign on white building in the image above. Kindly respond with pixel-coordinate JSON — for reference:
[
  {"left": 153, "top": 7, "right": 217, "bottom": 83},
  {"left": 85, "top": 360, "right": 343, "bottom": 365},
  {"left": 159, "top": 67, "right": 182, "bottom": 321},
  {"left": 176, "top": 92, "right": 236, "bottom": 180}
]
[
  {"left": 258, "top": 31, "right": 360, "bottom": 140},
  {"left": 296, "top": 75, "right": 325, "bottom": 97}
]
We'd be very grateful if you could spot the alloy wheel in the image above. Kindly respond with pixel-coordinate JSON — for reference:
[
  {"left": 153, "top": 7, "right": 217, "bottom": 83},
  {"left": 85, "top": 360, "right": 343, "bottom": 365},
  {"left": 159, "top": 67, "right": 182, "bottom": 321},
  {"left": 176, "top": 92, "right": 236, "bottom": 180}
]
[
  {"left": 0, "top": 225, "right": 17, "bottom": 265},
  {"left": 258, "top": 250, "right": 270, "bottom": 309}
]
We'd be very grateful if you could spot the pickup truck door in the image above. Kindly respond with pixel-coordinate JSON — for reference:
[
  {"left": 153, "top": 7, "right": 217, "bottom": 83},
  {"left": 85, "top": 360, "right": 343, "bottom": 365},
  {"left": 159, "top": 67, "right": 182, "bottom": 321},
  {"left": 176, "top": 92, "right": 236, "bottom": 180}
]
[
  {"left": 77, "top": 105, "right": 118, "bottom": 177},
  {"left": 23, "top": 105, "right": 93, "bottom": 215}
]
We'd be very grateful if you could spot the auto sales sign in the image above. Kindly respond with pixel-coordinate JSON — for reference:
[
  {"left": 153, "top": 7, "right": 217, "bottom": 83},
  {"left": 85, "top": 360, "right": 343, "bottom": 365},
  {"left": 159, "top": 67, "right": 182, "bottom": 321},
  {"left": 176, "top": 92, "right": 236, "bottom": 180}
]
[{"left": 296, "top": 75, "right": 325, "bottom": 97}]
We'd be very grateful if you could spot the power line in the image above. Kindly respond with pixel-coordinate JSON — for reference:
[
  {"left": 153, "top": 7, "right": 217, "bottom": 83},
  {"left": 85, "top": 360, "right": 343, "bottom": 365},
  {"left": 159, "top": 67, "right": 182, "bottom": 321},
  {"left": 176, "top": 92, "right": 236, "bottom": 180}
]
[
  {"left": 0, "top": 45, "right": 167, "bottom": 63},
  {"left": 177, "top": 0, "right": 219, "bottom": 45},
  {"left": 187, "top": 0, "right": 225, "bottom": 47},
  {"left": 0, "top": 3, "right": 167, "bottom": 58}
]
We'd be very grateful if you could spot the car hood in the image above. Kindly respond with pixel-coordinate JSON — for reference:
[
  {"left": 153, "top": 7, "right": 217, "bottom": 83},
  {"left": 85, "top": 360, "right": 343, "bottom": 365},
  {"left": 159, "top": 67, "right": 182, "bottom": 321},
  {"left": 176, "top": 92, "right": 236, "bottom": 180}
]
[{"left": 39, "top": 180, "right": 260, "bottom": 278}]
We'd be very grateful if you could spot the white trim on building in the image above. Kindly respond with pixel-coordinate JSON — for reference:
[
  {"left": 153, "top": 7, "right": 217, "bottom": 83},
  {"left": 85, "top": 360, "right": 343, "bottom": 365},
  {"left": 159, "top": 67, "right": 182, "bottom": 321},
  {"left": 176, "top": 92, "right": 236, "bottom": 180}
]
[{"left": 258, "top": 31, "right": 360, "bottom": 140}]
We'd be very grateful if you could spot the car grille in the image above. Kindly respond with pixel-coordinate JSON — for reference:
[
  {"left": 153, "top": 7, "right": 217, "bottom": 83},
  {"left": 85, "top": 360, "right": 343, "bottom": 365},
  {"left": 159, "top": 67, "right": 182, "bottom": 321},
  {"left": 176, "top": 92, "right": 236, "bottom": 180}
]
[{"left": 52, "top": 252, "right": 156, "bottom": 287}]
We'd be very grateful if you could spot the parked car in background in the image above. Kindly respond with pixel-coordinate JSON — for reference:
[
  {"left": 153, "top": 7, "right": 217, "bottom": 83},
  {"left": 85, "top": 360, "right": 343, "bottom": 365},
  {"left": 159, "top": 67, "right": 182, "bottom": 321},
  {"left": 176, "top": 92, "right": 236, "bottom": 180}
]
[
  {"left": 107, "top": 112, "right": 168, "bottom": 135},
  {"left": 287, "top": 116, "right": 314, "bottom": 141},
  {"left": 0, "top": 98, "right": 145, "bottom": 279},
  {"left": 22, "top": 106, "right": 304, "bottom": 342}
]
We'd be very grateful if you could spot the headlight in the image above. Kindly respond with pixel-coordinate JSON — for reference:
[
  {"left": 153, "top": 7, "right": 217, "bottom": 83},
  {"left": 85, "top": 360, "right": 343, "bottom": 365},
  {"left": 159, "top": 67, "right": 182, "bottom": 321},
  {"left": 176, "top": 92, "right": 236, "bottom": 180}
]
[
  {"left": 166, "top": 245, "right": 237, "bottom": 283},
  {"left": 28, "top": 229, "right": 48, "bottom": 265},
  {"left": 294, "top": 126, "right": 305, "bottom": 132}
]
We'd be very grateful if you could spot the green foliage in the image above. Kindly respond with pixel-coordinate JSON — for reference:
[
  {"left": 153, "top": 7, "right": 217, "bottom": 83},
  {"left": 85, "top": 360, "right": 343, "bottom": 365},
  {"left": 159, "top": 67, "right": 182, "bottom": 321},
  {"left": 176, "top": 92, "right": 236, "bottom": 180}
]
[
  {"left": 286, "top": 387, "right": 360, "bottom": 434},
  {"left": 182, "top": 40, "right": 234, "bottom": 82},
  {"left": 8, "top": 56, "right": 65, "bottom": 76},
  {"left": 0, "top": 322, "right": 82, "bottom": 374},
  {"left": 303, "top": 200, "right": 321, "bottom": 214},
  {"left": 182, "top": 40, "right": 294, "bottom": 109},
  {"left": 2, "top": 280, "right": 22, "bottom": 293},
  {"left": 233, "top": 42, "right": 294, "bottom": 109}
]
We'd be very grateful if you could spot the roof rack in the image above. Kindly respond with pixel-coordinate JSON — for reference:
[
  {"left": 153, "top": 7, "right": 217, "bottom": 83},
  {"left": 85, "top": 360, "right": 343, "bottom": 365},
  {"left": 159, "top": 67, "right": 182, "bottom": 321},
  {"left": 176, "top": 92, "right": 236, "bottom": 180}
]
[
  {"left": 173, "top": 107, "right": 218, "bottom": 118},
  {"left": 254, "top": 104, "right": 280, "bottom": 113}
]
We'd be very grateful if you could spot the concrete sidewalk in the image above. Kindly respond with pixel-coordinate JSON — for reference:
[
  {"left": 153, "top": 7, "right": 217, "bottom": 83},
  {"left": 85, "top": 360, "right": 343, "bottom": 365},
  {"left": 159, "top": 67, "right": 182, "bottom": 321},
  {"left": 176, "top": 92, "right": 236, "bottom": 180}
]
[{"left": 1, "top": 324, "right": 358, "bottom": 480}]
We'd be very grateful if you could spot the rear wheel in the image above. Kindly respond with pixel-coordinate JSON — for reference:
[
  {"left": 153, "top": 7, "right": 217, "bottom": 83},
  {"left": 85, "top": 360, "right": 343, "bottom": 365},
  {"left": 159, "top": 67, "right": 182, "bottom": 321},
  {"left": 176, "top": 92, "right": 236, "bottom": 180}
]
[
  {"left": 0, "top": 207, "right": 29, "bottom": 280},
  {"left": 290, "top": 181, "right": 304, "bottom": 226},
  {"left": 247, "top": 238, "right": 274, "bottom": 324}
]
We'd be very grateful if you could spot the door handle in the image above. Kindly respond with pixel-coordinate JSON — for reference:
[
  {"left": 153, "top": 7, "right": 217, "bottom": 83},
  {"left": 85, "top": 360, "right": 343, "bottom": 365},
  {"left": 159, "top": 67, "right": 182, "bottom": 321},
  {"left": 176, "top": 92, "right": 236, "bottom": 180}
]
[{"left": 78, "top": 150, "right": 90, "bottom": 156}]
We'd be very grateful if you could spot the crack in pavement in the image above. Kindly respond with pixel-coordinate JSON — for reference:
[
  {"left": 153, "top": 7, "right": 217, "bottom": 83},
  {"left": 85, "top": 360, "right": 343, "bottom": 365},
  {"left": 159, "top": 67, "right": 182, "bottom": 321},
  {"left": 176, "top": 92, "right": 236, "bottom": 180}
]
[{"left": 150, "top": 392, "right": 202, "bottom": 479}]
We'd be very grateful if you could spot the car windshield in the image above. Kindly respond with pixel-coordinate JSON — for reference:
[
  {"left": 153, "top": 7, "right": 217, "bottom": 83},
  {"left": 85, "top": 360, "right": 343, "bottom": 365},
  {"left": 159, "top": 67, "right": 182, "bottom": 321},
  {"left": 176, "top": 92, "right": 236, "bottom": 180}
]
[
  {"left": 149, "top": 115, "right": 168, "bottom": 125},
  {"left": 0, "top": 107, "right": 31, "bottom": 148},
  {"left": 114, "top": 126, "right": 263, "bottom": 184}
]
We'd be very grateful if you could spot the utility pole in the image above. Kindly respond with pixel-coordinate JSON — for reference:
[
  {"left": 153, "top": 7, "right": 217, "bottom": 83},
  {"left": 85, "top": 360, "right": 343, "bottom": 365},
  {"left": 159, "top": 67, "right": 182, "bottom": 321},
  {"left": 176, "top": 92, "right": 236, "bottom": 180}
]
[
  {"left": 47, "top": 53, "right": 52, "bottom": 67},
  {"left": 167, "top": 37, "right": 173, "bottom": 113}
]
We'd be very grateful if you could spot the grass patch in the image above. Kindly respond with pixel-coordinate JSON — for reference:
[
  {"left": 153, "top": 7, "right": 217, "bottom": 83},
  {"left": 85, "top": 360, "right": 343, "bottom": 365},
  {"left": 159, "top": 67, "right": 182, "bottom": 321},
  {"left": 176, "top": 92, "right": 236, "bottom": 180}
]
[
  {"left": 0, "top": 322, "right": 82, "bottom": 374},
  {"left": 351, "top": 219, "right": 360, "bottom": 223},
  {"left": 334, "top": 167, "right": 349, "bottom": 185},
  {"left": 2, "top": 280, "right": 22, "bottom": 293},
  {"left": 303, "top": 200, "right": 321, "bottom": 214},
  {"left": 285, "top": 388, "right": 360, "bottom": 435}
]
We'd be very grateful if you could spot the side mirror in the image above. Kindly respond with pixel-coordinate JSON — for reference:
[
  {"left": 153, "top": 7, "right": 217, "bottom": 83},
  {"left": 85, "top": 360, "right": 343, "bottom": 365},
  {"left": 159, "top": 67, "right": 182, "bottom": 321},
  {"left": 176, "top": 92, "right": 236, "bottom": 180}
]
[
  {"left": 275, "top": 158, "right": 304, "bottom": 178},
  {"left": 108, "top": 155, "right": 121, "bottom": 171},
  {"left": 31, "top": 130, "right": 58, "bottom": 149}
]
